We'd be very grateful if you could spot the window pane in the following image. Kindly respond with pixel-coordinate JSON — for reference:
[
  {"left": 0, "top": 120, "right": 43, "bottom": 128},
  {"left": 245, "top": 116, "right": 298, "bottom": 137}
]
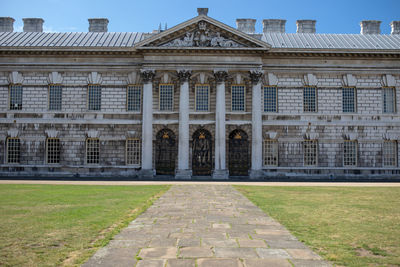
[
  {"left": 264, "top": 86, "right": 277, "bottom": 112},
  {"left": 88, "top": 85, "right": 101, "bottom": 111},
  {"left": 159, "top": 84, "right": 173, "bottom": 111},
  {"left": 86, "top": 139, "right": 100, "bottom": 164},
  {"left": 303, "top": 87, "right": 316, "bottom": 112},
  {"left": 383, "top": 87, "right": 395, "bottom": 113},
  {"left": 231, "top": 85, "right": 245, "bottom": 111},
  {"left": 383, "top": 141, "right": 397, "bottom": 167},
  {"left": 263, "top": 140, "right": 278, "bottom": 166},
  {"left": 9, "top": 85, "right": 23, "bottom": 110},
  {"left": 343, "top": 141, "right": 357, "bottom": 166},
  {"left": 7, "top": 138, "right": 20, "bottom": 163},
  {"left": 195, "top": 85, "right": 209, "bottom": 111},
  {"left": 127, "top": 85, "right": 142, "bottom": 111},
  {"left": 126, "top": 139, "right": 141, "bottom": 165},
  {"left": 47, "top": 138, "right": 60, "bottom": 164},
  {"left": 49, "top": 85, "right": 62, "bottom": 110},
  {"left": 304, "top": 140, "right": 317, "bottom": 166},
  {"left": 342, "top": 87, "right": 355, "bottom": 113}
]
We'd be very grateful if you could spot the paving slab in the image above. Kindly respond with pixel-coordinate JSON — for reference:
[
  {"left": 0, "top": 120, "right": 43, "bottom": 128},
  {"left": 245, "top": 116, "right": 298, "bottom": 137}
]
[
  {"left": 82, "top": 185, "right": 331, "bottom": 266},
  {"left": 243, "top": 258, "right": 292, "bottom": 267}
]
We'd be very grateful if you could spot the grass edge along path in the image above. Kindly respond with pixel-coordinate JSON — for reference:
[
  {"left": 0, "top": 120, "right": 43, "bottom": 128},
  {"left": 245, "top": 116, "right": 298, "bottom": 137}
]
[
  {"left": 65, "top": 186, "right": 169, "bottom": 266},
  {"left": 235, "top": 185, "right": 400, "bottom": 267},
  {"left": 0, "top": 184, "right": 170, "bottom": 267}
]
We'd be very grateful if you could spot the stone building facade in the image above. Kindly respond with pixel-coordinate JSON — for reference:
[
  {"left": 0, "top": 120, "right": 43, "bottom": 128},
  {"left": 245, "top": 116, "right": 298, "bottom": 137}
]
[{"left": 0, "top": 9, "right": 399, "bottom": 179}]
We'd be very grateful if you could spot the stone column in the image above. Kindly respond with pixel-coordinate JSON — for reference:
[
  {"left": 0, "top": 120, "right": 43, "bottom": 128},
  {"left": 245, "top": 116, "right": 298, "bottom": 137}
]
[
  {"left": 140, "top": 69, "right": 155, "bottom": 178},
  {"left": 249, "top": 70, "right": 264, "bottom": 179},
  {"left": 212, "top": 70, "right": 229, "bottom": 179},
  {"left": 175, "top": 70, "right": 192, "bottom": 179}
]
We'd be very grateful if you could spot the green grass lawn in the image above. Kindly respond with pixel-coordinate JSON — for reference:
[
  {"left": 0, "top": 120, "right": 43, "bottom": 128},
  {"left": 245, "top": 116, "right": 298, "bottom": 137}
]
[
  {"left": 0, "top": 184, "right": 169, "bottom": 267},
  {"left": 235, "top": 186, "right": 400, "bottom": 267}
]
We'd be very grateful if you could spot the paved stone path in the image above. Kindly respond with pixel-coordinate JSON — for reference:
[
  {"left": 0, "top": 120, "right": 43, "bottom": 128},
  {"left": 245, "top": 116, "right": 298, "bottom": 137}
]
[{"left": 83, "top": 185, "right": 330, "bottom": 267}]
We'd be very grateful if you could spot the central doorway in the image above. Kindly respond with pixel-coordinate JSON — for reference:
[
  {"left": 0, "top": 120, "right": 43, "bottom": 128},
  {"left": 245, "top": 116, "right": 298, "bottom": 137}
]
[
  {"left": 155, "top": 128, "right": 177, "bottom": 175},
  {"left": 228, "top": 129, "right": 249, "bottom": 176},
  {"left": 192, "top": 129, "right": 212, "bottom": 176}
]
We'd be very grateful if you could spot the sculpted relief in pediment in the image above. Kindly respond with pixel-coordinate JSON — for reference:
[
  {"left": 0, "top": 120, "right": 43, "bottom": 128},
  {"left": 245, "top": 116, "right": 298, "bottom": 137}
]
[{"left": 161, "top": 21, "right": 244, "bottom": 48}]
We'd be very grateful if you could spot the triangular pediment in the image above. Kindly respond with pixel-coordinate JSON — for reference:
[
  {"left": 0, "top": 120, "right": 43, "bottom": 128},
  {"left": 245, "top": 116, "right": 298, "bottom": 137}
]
[{"left": 135, "top": 15, "right": 270, "bottom": 51}]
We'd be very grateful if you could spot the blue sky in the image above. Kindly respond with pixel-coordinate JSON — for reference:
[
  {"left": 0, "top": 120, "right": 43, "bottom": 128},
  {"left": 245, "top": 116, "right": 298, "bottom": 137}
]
[{"left": 1, "top": 0, "right": 399, "bottom": 34}]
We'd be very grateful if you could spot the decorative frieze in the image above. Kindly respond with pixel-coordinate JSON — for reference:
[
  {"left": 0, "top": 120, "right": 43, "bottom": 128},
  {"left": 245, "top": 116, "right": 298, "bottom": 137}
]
[
  {"left": 381, "top": 74, "right": 396, "bottom": 87},
  {"left": 8, "top": 71, "right": 23, "bottom": 84},
  {"left": 303, "top": 73, "right": 318, "bottom": 86},
  {"left": 127, "top": 72, "right": 139, "bottom": 84},
  {"left": 47, "top": 72, "right": 63, "bottom": 84},
  {"left": 45, "top": 129, "right": 59, "bottom": 138},
  {"left": 140, "top": 69, "right": 156, "bottom": 83},
  {"left": 161, "top": 21, "right": 243, "bottom": 48},
  {"left": 249, "top": 70, "right": 263, "bottom": 84},
  {"left": 177, "top": 69, "right": 192, "bottom": 82},
  {"left": 87, "top": 71, "right": 102, "bottom": 84},
  {"left": 263, "top": 73, "right": 278, "bottom": 86},
  {"left": 342, "top": 74, "right": 357, "bottom": 87},
  {"left": 7, "top": 129, "right": 19, "bottom": 137},
  {"left": 213, "top": 70, "right": 228, "bottom": 83}
]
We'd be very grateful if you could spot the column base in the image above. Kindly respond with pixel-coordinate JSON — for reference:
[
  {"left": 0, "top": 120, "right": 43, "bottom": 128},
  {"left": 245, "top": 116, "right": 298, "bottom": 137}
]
[
  {"left": 212, "top": 169, "right": 229, "bottom": 180},
  {"left": 138, "top": 169, "right": 154, "bottom": 179},
  {"left": 249, "top": 169, "right": 264, "bottom": 180},
  {"left": 175, "top": 169, "right": 192, "bottom": 180}
]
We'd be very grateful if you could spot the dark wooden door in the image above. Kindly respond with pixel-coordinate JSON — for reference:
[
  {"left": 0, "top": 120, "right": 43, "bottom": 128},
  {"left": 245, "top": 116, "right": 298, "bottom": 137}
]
[
  {"left": 155, "top": 129, "right": 176, "bottom": 175},
  {"left": 228, "top": 129, "right": 249, "bottom": 176},
  {"left": 192, "top": 129, "right": 212, "bottom": 176}
]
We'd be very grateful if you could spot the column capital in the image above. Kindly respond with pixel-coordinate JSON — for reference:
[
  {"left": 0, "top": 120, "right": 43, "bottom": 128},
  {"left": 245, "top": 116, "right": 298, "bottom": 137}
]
[
  {"left": 249, "top": 70, "right": 264, "bottom": 84},
  {"left": 140, "top": 69, "right": 156, "bottom": 83},
  {"left": 213, "top": 70, "right": 228, "bottom": 83},
  {"left": 177, "top": 69, "right": 192, "bottom": 82}
]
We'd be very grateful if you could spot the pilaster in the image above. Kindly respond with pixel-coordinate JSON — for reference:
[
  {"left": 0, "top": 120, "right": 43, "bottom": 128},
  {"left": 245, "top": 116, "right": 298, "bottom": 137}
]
[
  {"left": 249, "top": 70, "right": 264, "bottom": 179},
  {"left": 212, "top": 70, "right": 229, "bottom": 179},
  {"left": 140, "top": 69, "right": 155, "bottom": 178},
  {"left": 176, "top": 69, "right": 192, "bottom": 179}
]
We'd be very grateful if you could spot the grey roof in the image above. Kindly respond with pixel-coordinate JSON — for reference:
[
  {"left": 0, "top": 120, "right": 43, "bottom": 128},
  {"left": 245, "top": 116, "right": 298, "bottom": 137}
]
[
  {"left": 263, "top": 32, "right": 400, "bottom": 50},
  {"left": 0, "top": 32, "right": 144, "bottom": 48},
  {"left": 0, "top": 31, "right": 399, "bottom": 51}
]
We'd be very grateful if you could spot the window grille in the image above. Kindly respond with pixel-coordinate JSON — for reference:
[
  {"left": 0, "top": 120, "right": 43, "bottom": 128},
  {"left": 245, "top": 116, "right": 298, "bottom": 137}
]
[
  {"left": 86, "top": 138, "right": 100, "bottom": 164},
  {"left": 263, "top": 140, "right": 278, "bottom": 166},
  {"left": 159, "top": 84, "right": 174, "bottom": 111},
  {"left": 195, "top": 84, "right": 209, "bottom": 111},
  {"left": 343, "top": 140, "right": 357, "bottom": 166},
  {"left": 303, "top": 87, "right": 317, "bottom": 112},
  {"left": 383, "top": 141, "right": 397, "bottom": 167},
  {"left": 127, "top": 85, "right": 142, "bottom": 111},
  {"left": 231, "top": 85, "right": 245, "bottom": 111},
  {"left": 88, "top": 85, "right": 101, "bottom": 111},
  {"left": 126, "top": 138, "right": 141, "bottom": 165},
  {"left": 263, "top": 86, "right": 277, "bottom": 112},
  {"left": 303, "top": 140, "right": 318, "bottom": 166},
  {"left": 47, "top": 138, "right": 60, "bottom": 164},
  {"left": 7, "top": 137, "right": 20, "bottom": 164},
  {"left": 342, "top": 87, "right": 356, "bottom": 113},
  {"left": 382, "top": 87, "right": 396, "bottom": 113},
  {"left": 9, "top": 85, "right": 23, "bottom": 110},
  {"left": 49, "top": 85, "right": 63, "bottom": 111}
]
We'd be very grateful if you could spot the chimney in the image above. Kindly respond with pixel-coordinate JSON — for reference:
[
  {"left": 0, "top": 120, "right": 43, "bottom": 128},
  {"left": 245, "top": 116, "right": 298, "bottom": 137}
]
[
  {"left": 197, "top": 8, "right": 208, "bottom": 16},
  {"left": 23, "top": 18, "right": 44, "bottom": 32},
  {"left": 0, "top": 17, "right": 15, "bottom": 32},
  {"left": 360, "top": 20, "right": 381, "bottom": 34},
  {"left": 296, "top": 20, "right": 316, "bottom": 33},
  {"left": 236, "top": 19, "right": 256, "bottom": 34},
  {"left": 390, "top": 21, "right": 400, "bottom": 35},
  {"left": 263, "top": 19, "right": 286, "bottom": 33},
  {"left": 88, "top": 18, "right": 109, "bottom": 32}
]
